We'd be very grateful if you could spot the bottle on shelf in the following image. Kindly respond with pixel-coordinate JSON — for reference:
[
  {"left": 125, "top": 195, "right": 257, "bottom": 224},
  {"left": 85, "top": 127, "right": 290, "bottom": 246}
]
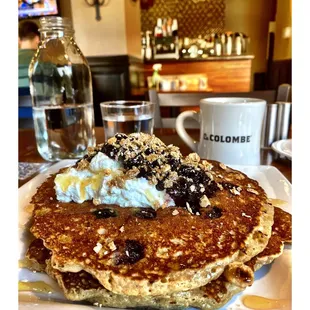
[
  {"left": 172, "top": 19, "right": 178, "bottom": 37},
  {"left": 162, "top": 18, "right": 167, "bottom": 37},
  {"left": 167, "top": 17, "right": 173, "bottom": 36},
  {"left": 145, "top": 31, "right": 153, "bottom": 60},
  {"left": 214, "top": 33, "right": 222, "bottom": 56},
  {"left": 241, "top": 33, "right": 249, "bottom": 54},
  {"left": 234, "top": 32, "right": 242, "bottom": 55},
  {"left": 154, "top": 18, "right": 163, "bottom": 38},
  {"left": 221, "top": 33, "right": 226, "bottom": 52},
  {"left": 141, "top": 32, "right": 146, "bottom": 59},
  {"left": 225, "top": 32, "right": 233, "bottom": 55}
]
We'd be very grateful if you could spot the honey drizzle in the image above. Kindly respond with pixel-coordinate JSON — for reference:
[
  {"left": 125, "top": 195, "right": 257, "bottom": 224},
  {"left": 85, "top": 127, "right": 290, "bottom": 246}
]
[
  {"left": 18, "top": 281, "right": 54, "bottom": 294},
  {"left": 18, "top": 258, "right": 34, "bottom": 269},
  {"left": 242, "top": 295, "right": 291, "bottom": 309},
  {"left": 269, "top": 198, "right": 287, "bottom": 207},
  {"left": 24, "top": 204, "right": 34, "bottom": 214},
  {"left": 55, "top": 171, "right": 107, "bottom": 201},
  {"left": 19, "top": 293, "right": 41, "bottom": 303}
]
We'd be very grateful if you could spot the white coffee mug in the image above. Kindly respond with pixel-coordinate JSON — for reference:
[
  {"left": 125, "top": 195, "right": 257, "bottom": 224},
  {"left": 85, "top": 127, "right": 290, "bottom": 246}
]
[{"left": 176, "top": 98, "right": 266, "bottom": 165}]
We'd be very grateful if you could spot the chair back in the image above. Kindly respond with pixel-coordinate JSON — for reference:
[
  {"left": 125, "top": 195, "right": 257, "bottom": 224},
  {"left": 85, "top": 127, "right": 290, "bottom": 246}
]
[
  {"left": 19, "top": 87, "right": 34, "bottom": 129},
  {"left": 276, "top": 83, "right": 291, "bottom": 102}
]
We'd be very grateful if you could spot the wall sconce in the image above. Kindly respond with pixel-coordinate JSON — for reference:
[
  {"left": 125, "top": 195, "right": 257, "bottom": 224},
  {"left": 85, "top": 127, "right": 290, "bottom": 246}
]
[{"left": 85, "top": 0, "right": 108, "bottom": 21}]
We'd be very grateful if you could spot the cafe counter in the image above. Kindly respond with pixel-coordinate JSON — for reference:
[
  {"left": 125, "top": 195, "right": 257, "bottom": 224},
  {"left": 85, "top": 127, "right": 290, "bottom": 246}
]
[{"left": 142, "top": 55, "right": 255, "bottom": 93}]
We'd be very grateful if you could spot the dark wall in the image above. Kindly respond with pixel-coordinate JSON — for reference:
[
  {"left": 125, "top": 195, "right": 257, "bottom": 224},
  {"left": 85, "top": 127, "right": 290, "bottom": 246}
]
[
  {"left": 87, "top": 55, "right": 145, "bottom": 127},
  {"left": 267, "top": 59, "right": 291, "bottom": 90}
]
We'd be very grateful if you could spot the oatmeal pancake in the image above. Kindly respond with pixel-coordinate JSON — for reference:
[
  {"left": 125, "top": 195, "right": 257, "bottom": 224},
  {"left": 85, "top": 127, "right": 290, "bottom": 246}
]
[
  {"left": 29, "top": 134, "right": 274, "bottom": 296},
  {"left": 26, "top": 205, "right": 291, "bottom": 310}
]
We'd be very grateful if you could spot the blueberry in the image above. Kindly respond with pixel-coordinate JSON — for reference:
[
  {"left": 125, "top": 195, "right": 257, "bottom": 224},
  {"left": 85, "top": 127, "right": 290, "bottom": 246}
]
[
  {"left": 156, "top": 181, "right": 165, "bottom": 191},
  {"left": 137, "top": 167, "right": 147, "bottom": 178},
  {"left": 204, "top": 181, "right": 219, "bottom": 197},
  {"left": 115, "top": 240, "right": 145, "bottom": 265},
  {"left": 135, "top": 208, "right": 157, "bottom": 219},
  {"left": 206, "top": 206, "right": 222, "bottom": 219},
  {"left": 124, "top": 240, "right": 144, "bottom": 264},
  {"left": 115, "top": 133, "right": 127, "bottom": 141},
  {"left": 124, "top": 154, "right": 145, "bottom": 169},
  {"left": 221, "top": 182, "right": 236, "bottom": 190},
  {"left": 168, "top": 158, "right": 180, "bottom": 171},
  {"left": 83, "top": 154, "right": 95, "bottom": 162},
  {"left": 178, "top": 165, "right": 197, "bottom": 179},
  {"left": 144, "top": 148, "right": 154, "bottom": 155},
  {"left": 92, "top": 208, "right": 117, "bottom": 219},
  {"left": 101, "top": 144, "right": 118, "bottom": 159},
  {"left": 150, "top": 159, "right": 160, "bottom": 168},
  {"left": 189, "top": 204, "right": 201, "bottom": 215}
]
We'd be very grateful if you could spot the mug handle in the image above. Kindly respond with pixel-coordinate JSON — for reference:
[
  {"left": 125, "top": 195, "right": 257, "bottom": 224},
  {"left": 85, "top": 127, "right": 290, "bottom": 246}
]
[{"left": 176, "top": 111, "right": 200, "bottom": 152}]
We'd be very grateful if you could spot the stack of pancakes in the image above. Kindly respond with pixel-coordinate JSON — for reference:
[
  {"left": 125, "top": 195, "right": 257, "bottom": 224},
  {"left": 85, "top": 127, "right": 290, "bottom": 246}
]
[{"left": 23, "top": 136, "right": 292, "bottom": 309}]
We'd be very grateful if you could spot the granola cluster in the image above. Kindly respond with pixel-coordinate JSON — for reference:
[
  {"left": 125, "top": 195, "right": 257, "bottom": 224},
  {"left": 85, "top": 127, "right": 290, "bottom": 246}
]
[{"left": 76, "top": 133, "right": 220, "bottom": 213}]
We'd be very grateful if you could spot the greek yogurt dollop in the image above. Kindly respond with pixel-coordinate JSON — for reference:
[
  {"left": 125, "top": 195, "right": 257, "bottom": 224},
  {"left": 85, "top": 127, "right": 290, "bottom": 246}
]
[{"left": 54, "top": 152, "right": 175, "bottom": 209}]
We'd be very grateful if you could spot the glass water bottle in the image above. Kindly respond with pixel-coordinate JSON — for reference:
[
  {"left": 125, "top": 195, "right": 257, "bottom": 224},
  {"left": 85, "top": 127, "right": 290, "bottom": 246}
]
[{"left": 29, "top": 17, "right": 96, "bottom": 161}]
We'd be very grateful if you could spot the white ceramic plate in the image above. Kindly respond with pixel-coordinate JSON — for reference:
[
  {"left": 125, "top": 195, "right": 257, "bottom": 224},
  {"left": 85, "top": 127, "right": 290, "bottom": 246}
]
[
  {"left": 271, "top": 139, "right": 292, "bottom": 160},
  {"left": 19, "top": 160, "right": 292, "bottom": 310}
]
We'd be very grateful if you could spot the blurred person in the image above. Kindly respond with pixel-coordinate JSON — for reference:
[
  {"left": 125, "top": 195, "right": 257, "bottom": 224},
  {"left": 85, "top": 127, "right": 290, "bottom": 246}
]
[{"left": 18, "top": 20, "right": 40, "bottom": 87}]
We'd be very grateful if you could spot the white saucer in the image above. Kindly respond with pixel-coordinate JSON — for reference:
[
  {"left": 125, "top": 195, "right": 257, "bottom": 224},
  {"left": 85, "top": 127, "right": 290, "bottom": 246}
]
[{"left": 271, "top": 139, "right": 292, "bottom": 160}]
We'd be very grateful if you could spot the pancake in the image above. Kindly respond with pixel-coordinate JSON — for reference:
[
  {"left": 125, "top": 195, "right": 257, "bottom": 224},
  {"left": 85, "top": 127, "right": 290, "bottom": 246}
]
[
  {"left": 272, "top": 206, "right": 292, "bottom": 243},
  {"left": 25, "top": 240, "right": 268, "bottom": 310},
  {"left": 28, "top": 133, "right": 274, "bottom": 296},
  {"left": 23, "top": 238, "right": 51, "bottom": 272},
  {"left": 245, "top": 206, "right": 290, "bottom": 271},
  {"left": 46, "top": 261, "right": 248, "bottom": 310},
  {"left": 29, "top": 159, "right": 273, "bottom": 296},
  {"left": 26, "top": 205, "right": 291, "bottom": 309}
]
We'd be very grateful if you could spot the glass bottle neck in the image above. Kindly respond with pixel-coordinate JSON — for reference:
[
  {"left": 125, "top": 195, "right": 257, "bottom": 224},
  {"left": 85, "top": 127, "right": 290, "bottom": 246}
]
[
  {"left": 39, "top": 17, "right": 74, "bottom": 40},
  {"left": 40, "top": 29, "right": 74, "bottom": 40}
]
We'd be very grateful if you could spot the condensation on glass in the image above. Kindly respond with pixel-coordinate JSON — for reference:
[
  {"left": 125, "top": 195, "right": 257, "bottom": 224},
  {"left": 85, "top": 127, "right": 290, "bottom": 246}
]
[{"left": 29, "top": 17, "right": 96, "bottom": 161}]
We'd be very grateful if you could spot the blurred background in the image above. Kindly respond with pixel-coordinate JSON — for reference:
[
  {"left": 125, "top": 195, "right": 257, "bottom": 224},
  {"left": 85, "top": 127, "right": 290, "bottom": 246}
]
[{"left": 18, "top": 0, "right": 291, "bottom": 128}]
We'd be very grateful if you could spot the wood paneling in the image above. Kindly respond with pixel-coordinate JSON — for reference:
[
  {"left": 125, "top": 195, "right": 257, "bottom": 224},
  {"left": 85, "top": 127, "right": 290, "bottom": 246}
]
[{"left": 144, "top": 59, "right": 252, "bottom": 92}]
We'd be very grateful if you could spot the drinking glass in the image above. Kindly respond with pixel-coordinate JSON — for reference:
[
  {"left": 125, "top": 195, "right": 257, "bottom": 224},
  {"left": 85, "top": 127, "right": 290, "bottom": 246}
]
[{"left": 100, "top": 101, "right": 155, "bottom": 141}]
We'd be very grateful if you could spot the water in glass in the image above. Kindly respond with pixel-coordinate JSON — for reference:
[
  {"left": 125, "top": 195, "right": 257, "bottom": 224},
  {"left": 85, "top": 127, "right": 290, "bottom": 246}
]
[
  {"left": 33, "top": 103, "right": 95, "bottom": 160},
  {"left": 100, "top": 101, "right": 155, "bottom": 141},
  {"left": 103, "top": 114, "right": 154, "bottom": 140}
]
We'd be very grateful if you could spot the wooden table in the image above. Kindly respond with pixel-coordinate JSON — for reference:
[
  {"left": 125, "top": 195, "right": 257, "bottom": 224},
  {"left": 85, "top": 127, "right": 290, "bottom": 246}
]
[{"left": 19, "top": 128, "right": 292, "bottom": 186}]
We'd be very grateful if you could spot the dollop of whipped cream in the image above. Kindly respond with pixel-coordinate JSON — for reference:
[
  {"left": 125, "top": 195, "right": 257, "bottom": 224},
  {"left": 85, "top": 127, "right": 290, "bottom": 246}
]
[
  {"left": 54, "top": 133, "right": 217, "bottom": 211},
  {"left": 54, "top": 152, "right": 175, "bottom": 209}
]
